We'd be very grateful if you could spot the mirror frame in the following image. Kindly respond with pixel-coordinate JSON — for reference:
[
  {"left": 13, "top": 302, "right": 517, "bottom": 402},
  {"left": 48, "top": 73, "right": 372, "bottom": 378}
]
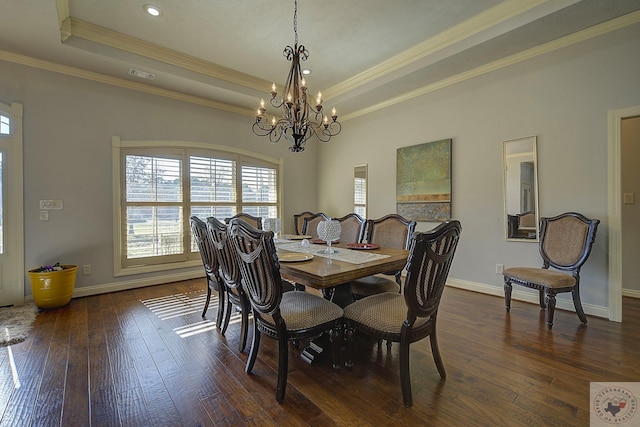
[{"left": 503, "top": 136, "right": 539, "bottom": 242}]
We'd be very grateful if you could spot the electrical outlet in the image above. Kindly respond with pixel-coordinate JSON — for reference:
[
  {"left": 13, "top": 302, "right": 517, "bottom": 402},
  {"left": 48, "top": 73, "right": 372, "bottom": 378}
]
[
  {"left": 82, "top": 264, "right": 92, "bottom": 275},
  {"left": 624, "top": 193, "right": 635, "bottom": 204},
  {"left": 496, "top": 263, "right": 504, "bottom": 274}
]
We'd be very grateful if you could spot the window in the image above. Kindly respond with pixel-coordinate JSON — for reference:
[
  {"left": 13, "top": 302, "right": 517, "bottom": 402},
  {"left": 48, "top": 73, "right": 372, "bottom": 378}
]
[
  {"left": 354, "top": 164, "right": 367, "bottom": 218},
  {"left": 0, "top": 114, "right": 9, "bottom": 135},
  {"left": 115, "top": 139, "right": 281, "bottom": 274}
]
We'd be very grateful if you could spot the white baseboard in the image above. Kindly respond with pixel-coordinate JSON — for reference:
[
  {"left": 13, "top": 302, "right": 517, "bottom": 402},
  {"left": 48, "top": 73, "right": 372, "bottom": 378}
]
[
  {"left": 446, "top": 277, "right": 610, "bottom": 320},
  {"left": 25, "top": 270, "right": 205, "bottom": 303},
  {"left": 26, "top": 272, "right": 623, "bottom": 320},
  {"left": 622, "top": 288, "right": 640, "bottom": 299}
]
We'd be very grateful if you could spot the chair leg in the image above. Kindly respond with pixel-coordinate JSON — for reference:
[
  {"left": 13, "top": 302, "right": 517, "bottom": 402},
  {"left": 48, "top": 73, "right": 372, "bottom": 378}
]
[
  {"left": 221, "top": 297, "right": 233, "bottom": 335},
  {"left": 275, "top": 335, "right": 289, "bottom": 402},
  {"left": 238, "top": 300, "right": 249, "bottom": 352},
  {"left": 545, "top": 291, "right": 557, "bottom": 329},
  {"left": 399, "top": 337, "right": 412, "bottom": 407},
  {"left": 503, "top": 280, "right": 512, "bottom": 312},
  {"left": 329, "top": 324, "right": 342, "bottom": 369},
  {"left": 215, "top": 287, "right": 226, "bottom": 330},
  {"left": 202, "top": 285, "right": 212, "bottom": 317},
  {"left": 430, "top": 329, "right": 447, "bottom": 380},
  {"left": 539, "top": 289, "right": 546, "bottom": 309},
  {"left": 245, "top": 319, "right": 261, "bottom": 374},
  {"left": 572, "top": 286, "right": 588, "bottom": 324}
]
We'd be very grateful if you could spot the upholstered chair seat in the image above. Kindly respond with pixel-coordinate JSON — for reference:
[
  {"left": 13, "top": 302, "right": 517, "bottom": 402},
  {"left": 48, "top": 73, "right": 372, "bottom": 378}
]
[
  {"left": 502, "top": 267, "right": 576, "bottom": 289},
  {"left": 349, "top": 275, "right": 401, "bottom": 296},
  {"left": 259, "top": 291, "right": 344, "bottom": 332},
  {"left": 344, "top": 293, "right": 430, "bottom": 334}
]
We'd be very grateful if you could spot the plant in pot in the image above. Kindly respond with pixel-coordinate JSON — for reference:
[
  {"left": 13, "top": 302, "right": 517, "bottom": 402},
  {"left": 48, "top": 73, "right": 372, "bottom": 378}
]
[{"left": 27, "top": 262, "right": 78, "bottom": 309}]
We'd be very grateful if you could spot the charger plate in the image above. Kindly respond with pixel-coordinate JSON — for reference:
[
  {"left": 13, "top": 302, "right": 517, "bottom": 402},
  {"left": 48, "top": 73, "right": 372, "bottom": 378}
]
[{"left": 278, "top": 253, "right": 314, "bottom": 262}]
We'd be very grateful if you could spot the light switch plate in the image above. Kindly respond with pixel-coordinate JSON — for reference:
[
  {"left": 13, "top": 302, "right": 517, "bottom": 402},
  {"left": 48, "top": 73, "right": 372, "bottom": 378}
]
[
  {"left": 624, "top": 193, "right": 635, "bottom": 204},
  {"left": 40, "top": 210, "right": 49, "bottom": 221}
]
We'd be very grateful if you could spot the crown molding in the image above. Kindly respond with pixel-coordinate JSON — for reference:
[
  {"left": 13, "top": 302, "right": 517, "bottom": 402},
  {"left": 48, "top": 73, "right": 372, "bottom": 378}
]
[
  {"left": 341, "top": 9, "right": 640, "bottom": 122},
  {"left": 64, "top": 17, "right": 271, "bottom": 93},
  {"left": 324, "top": 0, "right": 552, "bottom": 99},
  {"left": 0, "top": 49, "right": 254, "bottom": 116}
]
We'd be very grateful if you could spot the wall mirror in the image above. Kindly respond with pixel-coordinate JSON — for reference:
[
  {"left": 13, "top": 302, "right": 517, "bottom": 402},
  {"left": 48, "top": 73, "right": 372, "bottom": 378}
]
[
  {"left": 503, "top": 136, "right": 539, "bottom": 242},
  {"left": 354, "top": 164, "right": 367, "bottom": 218}
]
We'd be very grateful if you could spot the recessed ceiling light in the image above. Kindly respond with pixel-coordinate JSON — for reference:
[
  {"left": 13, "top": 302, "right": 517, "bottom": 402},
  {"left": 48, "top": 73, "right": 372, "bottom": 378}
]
[
  {"left": 302, "top": 69, "right": 311, "bottom": 75},
  {"left": 144, "top": 4, "right": 162, "bottom": 17}
]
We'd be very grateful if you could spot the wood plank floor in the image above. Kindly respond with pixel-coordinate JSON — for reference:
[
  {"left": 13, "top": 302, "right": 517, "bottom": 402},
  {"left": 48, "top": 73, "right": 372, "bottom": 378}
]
[{"left": 1, "top": 278, "right": 639, "bottom": 426}]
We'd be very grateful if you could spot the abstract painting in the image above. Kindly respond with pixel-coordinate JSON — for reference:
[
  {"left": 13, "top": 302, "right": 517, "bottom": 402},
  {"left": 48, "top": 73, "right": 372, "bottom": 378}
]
[{"left": 396, "top": 139, "right": 452, "bottom": 222}]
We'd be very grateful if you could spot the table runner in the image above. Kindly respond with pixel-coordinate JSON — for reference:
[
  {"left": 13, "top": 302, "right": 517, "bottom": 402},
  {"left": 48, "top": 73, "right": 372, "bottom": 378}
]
[{"left": 275, "top": 240, "right": 390, "bottom": 264}]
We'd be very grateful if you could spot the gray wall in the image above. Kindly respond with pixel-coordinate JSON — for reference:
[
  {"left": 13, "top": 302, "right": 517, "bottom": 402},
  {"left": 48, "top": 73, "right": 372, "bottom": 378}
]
[
  {"left": 0, "top": 60, "right": 318, "bottom": 295},
  {"left": 317, "top": 22, "right": 640, "bottom": 312}
]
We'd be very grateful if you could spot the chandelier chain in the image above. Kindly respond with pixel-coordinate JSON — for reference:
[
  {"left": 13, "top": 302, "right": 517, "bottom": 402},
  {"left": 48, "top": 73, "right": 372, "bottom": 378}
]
[{"left": 293, "top": 0, "right": 298, "bottom": 46}]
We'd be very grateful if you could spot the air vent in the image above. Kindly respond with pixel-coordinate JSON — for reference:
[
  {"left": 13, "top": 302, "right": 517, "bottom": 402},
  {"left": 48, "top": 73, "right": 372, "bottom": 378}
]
[{"left": 129, "top": 68, "right": 155, "bottom": 80}]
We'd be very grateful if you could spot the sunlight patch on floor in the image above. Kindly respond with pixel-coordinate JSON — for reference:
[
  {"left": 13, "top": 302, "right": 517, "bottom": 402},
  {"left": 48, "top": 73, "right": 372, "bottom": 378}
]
[
  {"left": 140, "top": 291, "right": 247, "bottom": 338},
  {"left": 141, "top": 292, "right": 210, "bottom": 320}
]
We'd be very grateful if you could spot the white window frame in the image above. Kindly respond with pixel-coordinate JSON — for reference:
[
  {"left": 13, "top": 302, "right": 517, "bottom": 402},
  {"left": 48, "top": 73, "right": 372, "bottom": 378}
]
[{"left": 112, "top": 137, "right": 283, "bottom": 276}]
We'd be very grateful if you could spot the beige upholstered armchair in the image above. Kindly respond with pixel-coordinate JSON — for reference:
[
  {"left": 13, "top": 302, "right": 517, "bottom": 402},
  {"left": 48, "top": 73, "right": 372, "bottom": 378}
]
[{"left": 503, "top": 212, "right": 599, "bottom": 329}]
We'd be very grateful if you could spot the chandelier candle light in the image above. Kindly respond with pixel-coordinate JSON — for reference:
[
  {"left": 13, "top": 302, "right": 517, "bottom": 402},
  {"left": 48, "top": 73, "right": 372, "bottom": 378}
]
[{"left": 252, "top": 0, "right": 341, "bottom": 152}]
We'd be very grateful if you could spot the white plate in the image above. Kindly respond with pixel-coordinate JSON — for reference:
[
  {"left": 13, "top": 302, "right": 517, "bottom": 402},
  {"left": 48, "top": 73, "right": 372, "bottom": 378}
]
[
  {"left": 278, "top": 253, "right": 314, "bottom": 262},
  {"left": 283, "top": 234, "right": 312, "bottom": 240}
]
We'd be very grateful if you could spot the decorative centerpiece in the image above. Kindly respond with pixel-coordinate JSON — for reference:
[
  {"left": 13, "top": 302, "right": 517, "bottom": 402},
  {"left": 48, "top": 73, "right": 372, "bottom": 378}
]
[
  {"left": 27, "top": 263, "right": 78, "bottom": 309},
  {"left": 317, "top": 219, "right": 341, "bottom": 254}
]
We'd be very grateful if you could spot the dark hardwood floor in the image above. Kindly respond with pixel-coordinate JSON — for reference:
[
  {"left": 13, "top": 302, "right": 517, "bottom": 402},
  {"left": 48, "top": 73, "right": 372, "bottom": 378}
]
[{"left": 1, "top": 278, "right": 639, "bottom": 426}]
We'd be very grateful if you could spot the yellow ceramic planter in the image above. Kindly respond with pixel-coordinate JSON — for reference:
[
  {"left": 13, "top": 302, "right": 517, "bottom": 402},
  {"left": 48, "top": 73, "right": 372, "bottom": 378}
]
[{"left": 28, "top": 265, "right": 78, "bottom": 309}]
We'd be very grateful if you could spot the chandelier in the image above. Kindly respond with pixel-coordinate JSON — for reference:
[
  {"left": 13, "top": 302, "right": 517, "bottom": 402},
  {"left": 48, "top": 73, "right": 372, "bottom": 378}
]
[{"left": 252, "top": 0, "right": 341, "bottom": 152}]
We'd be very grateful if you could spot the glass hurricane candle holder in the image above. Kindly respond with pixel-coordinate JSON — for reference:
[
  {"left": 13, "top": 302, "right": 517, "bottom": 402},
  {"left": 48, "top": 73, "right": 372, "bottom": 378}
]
[{"left": 317, "top": 218, "right": 341, "bottom": 254}]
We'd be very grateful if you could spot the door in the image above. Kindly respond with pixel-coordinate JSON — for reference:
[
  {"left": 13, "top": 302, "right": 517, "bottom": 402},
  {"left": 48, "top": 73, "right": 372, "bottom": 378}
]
[{"left": 0, "top": 102, "right": 24, "bottom": 306}]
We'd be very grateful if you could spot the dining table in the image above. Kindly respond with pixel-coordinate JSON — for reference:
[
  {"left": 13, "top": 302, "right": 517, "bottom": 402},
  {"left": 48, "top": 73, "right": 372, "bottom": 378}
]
[
  {"left": 274, "top": 237, "right": 410, "bottom": 364},
  {"left": 275, "top": 238, "right": 409, "bottom": 306}
]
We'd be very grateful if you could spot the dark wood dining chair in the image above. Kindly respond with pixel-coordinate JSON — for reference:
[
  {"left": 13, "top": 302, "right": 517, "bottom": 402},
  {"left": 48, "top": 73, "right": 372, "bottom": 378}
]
[
  {"left": 228, "top": 218, "right": 344, "bottom": 402},
  {"left": 503, "top": 212, "right": 599, "bottom": 329},
  {"left": 344, "top": 220, "right": 462, "bottom": 407},
  {"left": 206, "top": 217, "right": 250, "bottom": 352},
  {"left": 189, "top": 216, "right": 224, "bottom": 326},
  {"left": 335, "top": 213, "right": 366, "bottom": 244},
  {"left": 350, "top": 214, "right": 416, "bottom": 299},
  {"left": 293, "top": 211, "right": 316, "bottom": 235},
  {"left": 224, "top": 213, "right": 263, "bottom": 230},
  {"left": 301, "top": 212, "right": 329, "bottom": 239}
]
